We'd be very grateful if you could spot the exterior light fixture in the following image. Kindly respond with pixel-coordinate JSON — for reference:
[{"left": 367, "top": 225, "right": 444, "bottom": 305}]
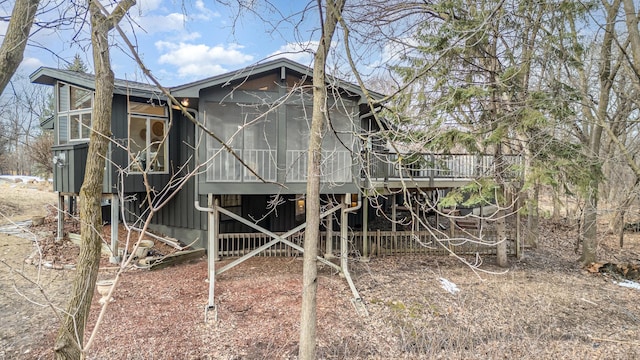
[
  {"left": 181, "top": 98, "right": 189, "bottom": 107},
  {"left": 295, "top": 195, "right": 305, "bottom": 217}
]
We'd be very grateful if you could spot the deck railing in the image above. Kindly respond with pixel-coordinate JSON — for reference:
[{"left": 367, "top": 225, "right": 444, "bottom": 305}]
[
  {"left": 366, "top": 153, "right": 523, "bottom": 181},
  {"left": 217, "top": 228, "right": 517, "bottom": 258},
  {"left": 206, "top": 149, "right": 521, "bottom": 183},
  {"left": 286, "top": 150, "right": 352, "bottom": 183},
  {"left": 207, "top": 149, "right": 277, "bottom": 182}
]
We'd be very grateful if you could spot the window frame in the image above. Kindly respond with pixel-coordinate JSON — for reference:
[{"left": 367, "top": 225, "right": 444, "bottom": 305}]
[
  {"left": 128, "top": 102, "right": 169, "bottom": 174},
  {"left": 57, "top": 82, "right": 94, "bottom": 143}
]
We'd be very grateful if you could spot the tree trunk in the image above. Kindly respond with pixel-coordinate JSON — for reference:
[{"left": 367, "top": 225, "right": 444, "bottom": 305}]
[
  {"left": 299, "top": 1, "right": 345, "bottom": 358},
  {"left": 54, "top": 1, "right": 134, "bottom": 358},
  {"left": 580, "top": 189, "right": 598, "bottom": 265},
  {"left": 495, "top": 147, "right": 508, "bottom": 268},
  {"left": 0, "top": 0, "right": 39, "bottom": 96}
]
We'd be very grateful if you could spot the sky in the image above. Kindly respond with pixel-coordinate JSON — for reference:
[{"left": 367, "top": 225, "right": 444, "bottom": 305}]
[{"left": 3, "top": 0, "right": 326, "bottom": 87}]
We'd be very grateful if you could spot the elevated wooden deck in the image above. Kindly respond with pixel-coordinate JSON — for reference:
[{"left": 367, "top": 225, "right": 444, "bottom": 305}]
[{"left": 364, "top": 153, "right": 522, "bottom": 190}]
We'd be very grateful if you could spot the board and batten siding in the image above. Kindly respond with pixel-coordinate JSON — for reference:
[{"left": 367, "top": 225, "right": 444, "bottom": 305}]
[
  {"left": 121, "top": 109, "right": 206, "bottom": 247},
  {"left": 197, "top": 84, "right": 361, "bottom": 195}
]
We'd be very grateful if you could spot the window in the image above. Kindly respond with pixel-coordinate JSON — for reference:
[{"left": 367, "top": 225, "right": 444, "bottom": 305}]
[
  {"left": 204, "top": 102, "right": 277, "bottom": 182},
  {"left": 57, "top": 83, "right": 93, "bottom": 143},
  {"left": 285, "top": 103, "right": 355, "bottom": 183},
  {"left": 128, "top": 102, "right": 168, "bottom": 173}
]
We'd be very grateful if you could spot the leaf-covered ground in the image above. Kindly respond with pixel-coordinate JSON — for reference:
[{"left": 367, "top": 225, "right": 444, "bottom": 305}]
[{"left": 1, "top": 181, "right": 639, "bottom": 359}]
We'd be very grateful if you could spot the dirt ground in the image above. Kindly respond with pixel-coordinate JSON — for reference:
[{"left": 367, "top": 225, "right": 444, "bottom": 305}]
[{"left": 1, "top": 180, "right": 640, "bottom": 359}]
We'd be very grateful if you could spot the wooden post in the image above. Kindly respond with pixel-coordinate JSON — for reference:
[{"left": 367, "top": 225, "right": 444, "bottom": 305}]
[
  {"left": 619, "top": 211, "right": 625, "bottom": 248},
  {"left": 376, "top": 229, "right": 380, "bottom": 257},
  {"left": 391, "top": 193, "right": 396, "bottom": 246},
  {"left": 362, "top": 195, "right": 369, "bottom": 261},
  {"left": 516, "top": 191, "right": 522, "bottom": 259},
  {"left": 109, "top": 193, "right": 120, "bottom": 264},
  {"left": 324, "top": 212, "right": 334, "bottom": 259},
  {"left": 341, "top": 196, "right": 348, "bottom": 272},
  {"left": 56, "top": 194, "right": 64, "bottom": 241}
]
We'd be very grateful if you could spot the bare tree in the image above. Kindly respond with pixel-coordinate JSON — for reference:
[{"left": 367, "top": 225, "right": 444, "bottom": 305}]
[
  {"left": 299, "top": 1, "right": 346, "bottom": 357},
  {"left": 53, "top": 1, "right": 135, "bottom": 358},
  {"left": 0, "top": 0, "right": 39, "bottom": 96}
]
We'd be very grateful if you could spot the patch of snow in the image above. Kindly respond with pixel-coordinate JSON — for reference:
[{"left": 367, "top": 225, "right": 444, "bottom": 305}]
[
  {"left": 439, "top": 278, "right": 460, "bottom": 294},
  {"left": 616, "top": 279, "right": 640, "bottom": 290},
  {"left": 0, "top": 175, "right": 48, "bottom": 183}
]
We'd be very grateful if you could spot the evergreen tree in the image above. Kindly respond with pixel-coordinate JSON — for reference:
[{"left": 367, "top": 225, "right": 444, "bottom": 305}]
[{"left": 67, "top": 53, "right": 89, "bottom": 73}]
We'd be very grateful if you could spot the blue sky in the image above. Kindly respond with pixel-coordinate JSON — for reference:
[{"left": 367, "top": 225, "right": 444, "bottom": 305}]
[{"left": 3, "top": 0, "right": 325, "bottom": 87}]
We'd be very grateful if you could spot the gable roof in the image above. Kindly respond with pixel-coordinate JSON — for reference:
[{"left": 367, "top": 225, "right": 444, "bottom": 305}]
[
  {"left": 30, "top": 58, "right": 384, "bottom": 103},
  {"left": 171, "top": 57, "right": 384, "bottom": 102},
  {"left": 29, "top": 67, "right": 162, "bottom": 99}
]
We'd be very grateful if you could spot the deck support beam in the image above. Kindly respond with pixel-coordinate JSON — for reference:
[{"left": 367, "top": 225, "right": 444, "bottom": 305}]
[
  {"left": 109, "top": 193, "right": 120, "bottom": 264},
  {"left": 196, "top": 194, "right": 368, "bottom": 321},
  {"left": 362, "top": 196, "right": 369, "bottom": 261},
  {"left": 341, "top": 194, "right": 367, "bottom": 316},
  {"left": 56, "top": 194, "right": 64, "bottom": 241},
  {"left": 324, "top": 210, "right": 334, "bottom": 259}
]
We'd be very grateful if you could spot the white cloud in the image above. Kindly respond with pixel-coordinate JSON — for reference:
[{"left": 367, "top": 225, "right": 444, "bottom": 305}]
[
  {"left": 156, "top": 42, "right": 254, "bottom": 77},
  {"left": 134, "top": 12, "right": 188, "bottom": 34},
  {"left": 268, "top": 42, "right": 317, "bottom": 65},
  {"left": 19, "top": 57, "right": 44, "bottom": 72},
  {"left": 193, "top": 0, "right": 220, "bottom": 20},
  {"left": 136, "top": 0, "right": 163, "bottom": 14}
]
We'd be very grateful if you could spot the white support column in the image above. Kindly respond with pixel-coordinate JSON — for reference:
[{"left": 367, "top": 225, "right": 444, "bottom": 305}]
[
  {"left": 341, "top": 197, "right": 348, "bottom": 273},
  {"left": 341, "top": 194, "right": 367, "bottom": 316},
  {"left": 206, "top": 194, "right": 219, "bottom": 316},
  {"left": 56, "top": 194, "right": 64, "bottom": 242},
  {"left": 109, "top": 194, "right": 120, "bottom": 264}
]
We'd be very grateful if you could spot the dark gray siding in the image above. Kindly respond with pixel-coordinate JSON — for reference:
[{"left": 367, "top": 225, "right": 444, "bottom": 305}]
[
  {"left": 121, "top": 110, "right": 206, "bottom": 246},
  {"left": 52, "top": 142, "right": 88, "bottom": 193},
  {"left": 196, "top": 79, "right": 361, "bottom": 196}
]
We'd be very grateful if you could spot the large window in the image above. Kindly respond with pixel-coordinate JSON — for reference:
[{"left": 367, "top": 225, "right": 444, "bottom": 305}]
[
  {"left": 286, "top": 104, "right": 355, "bottom": 183},
  {"left": 128, "top": 102, "right": 168, "bottom": 173},
  {"left": 57, "top": 83, "right": 93, "bottom": 143},
  {"left": 205, "top": 102, "right": 277, "bottom": 182}
]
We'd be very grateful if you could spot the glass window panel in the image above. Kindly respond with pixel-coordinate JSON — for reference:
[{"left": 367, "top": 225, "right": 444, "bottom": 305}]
[
  {"left": 149, "top": 120, "right": 166, "bottom": 172},
  {"left": 58, "top": 83, "right": 69, "bottom": 112},
  {"left": 286, "top": 105, "right": 311, "bottom": 151},
  {"left": 241, "top": 105, "right": 277, "bottom": 181},
  {"left": 205, "top": 102, "right": 242, "bottom": 181},
  {"left": 129, "top": 116, "right": 147, "bottom": 171},
  {"left": 81, "top": 114, "right": 91, "bottom": 139},
  {"left": 70, "top": 86, "right": 92, "bottom": 110},
  {"left": 242, "top": 105, "right": 276, "bottom": 150},
  {"left": 130, "top": 102, "right": 166, "bottom": 116},
  {"left": 58, "top": 115, "right": 68, "bottom": 144},
  {"left": 70, "top": 114, "right": 80, "bottom": 140},
  {"left": 286, "top": 105, "right": 311, "bottom": 182}
]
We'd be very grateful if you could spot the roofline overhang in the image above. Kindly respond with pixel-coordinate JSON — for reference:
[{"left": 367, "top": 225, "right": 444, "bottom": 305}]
[
  {"left": 171, "top": 58, "right": 386, "bottom": 101},
  {"left": 29, "top": 67, "right": 164, "bottom": 100}
]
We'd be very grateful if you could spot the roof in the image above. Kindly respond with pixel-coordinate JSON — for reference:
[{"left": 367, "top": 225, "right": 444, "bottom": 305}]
[
  {"left": 30, "top": 58, "right": 385, "bottom": 103},
  {"left": 40, "top": 115, "right": 54, "bottom": 130},
  {"left": 29, "top": 67, "right": 162, "bottom": 99},
  {"left": 171, "top": 57, "right": 385, "bottom": 102}
]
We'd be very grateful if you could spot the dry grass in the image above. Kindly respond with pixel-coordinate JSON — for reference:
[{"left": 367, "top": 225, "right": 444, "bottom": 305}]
[{"left": 1, "top": 182, "right": 640, "bottom": 359}]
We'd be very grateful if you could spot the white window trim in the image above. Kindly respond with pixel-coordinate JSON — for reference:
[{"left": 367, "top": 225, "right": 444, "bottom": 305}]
[
  {"left": 128, "top": 104, "right": 169, "bottom": 174},
  {"left": 57, "top": 82, "right": 94, "bottom": 143}
]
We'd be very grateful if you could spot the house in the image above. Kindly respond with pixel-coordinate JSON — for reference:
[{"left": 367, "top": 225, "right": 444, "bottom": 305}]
[
  {"left": 30, "top": 58, "right": 522, "bottom": 262},
  {"left": 32, "top": 58, "right": 523, "bottom": 314}
]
